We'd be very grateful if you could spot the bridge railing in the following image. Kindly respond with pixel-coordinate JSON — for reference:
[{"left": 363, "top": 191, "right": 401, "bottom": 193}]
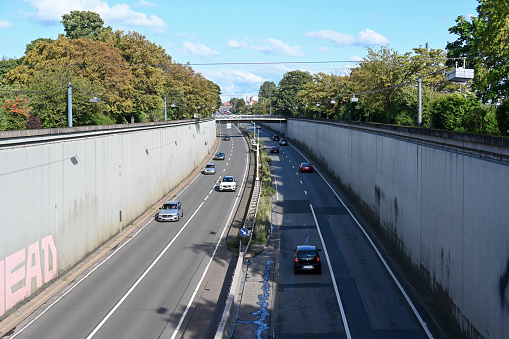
[{"left": 214, "top": 114, "right": 286, "bottom": 120}]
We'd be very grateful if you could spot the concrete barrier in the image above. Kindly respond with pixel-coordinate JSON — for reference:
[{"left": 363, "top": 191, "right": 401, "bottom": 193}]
[
  {"left": 265, "top": 119, "right": 509, "bottom": 339},
  {"left": 0, "top": 120, "right": 217, "bottom": 320}
]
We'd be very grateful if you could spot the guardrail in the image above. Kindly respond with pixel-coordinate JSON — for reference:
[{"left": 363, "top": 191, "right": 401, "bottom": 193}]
[
  {"left": 215, "top": 180, "right": 262, "bottom": 339},
  {"left": 214, "top": 114, "right": 286, "bottom": 121}
]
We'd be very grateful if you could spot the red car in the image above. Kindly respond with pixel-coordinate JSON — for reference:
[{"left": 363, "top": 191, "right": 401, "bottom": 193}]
[{"left": 299, "top": 162, "right": 313, "bottom": 172}]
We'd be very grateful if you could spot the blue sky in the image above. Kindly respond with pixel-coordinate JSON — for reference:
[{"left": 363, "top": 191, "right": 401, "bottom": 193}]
[{"left": 1, "top": 0, "right": 479, "bottom": 101}]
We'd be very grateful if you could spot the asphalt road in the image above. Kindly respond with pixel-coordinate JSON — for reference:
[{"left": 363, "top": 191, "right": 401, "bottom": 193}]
[
  {"left": 8, "top": 124, "right": 248, "bottom": 339},
  {"left": 234, "top": 125, "right": 458, "bottom": 339}
]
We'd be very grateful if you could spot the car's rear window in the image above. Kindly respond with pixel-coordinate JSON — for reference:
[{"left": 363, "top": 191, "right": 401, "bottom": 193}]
[{"left": 297, "top": 250, "right": 317, "bottom": 259}]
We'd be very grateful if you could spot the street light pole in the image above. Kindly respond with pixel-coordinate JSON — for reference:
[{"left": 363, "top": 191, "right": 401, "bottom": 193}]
[
  {"left": 164, "top": 97, "right": 167, "bottom": 121},
  {"left": 256, "top": 125, "right": 259, "bottom": 181},
  {"left": 417, "top": 78, "right": 422, "bottom": 127},
  {"left": 68, "top": 82, "right": 72, "bottom": 127}
]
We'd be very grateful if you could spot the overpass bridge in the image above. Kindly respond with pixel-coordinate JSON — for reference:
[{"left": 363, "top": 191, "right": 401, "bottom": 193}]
[{"left": 214, "top": 114, "right": 286, "bottom": 124}]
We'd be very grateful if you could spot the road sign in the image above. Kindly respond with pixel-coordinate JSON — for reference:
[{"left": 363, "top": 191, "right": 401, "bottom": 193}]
[{"left": 239, "top": 228, "right": 249, "bottom": 237}]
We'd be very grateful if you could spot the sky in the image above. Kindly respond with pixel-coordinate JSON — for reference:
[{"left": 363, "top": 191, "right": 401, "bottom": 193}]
[{"left": 0, "top": 0, "right": 479, "bottom": 102}]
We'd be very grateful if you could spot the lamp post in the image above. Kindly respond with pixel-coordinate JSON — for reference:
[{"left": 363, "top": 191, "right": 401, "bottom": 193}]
[
  {"left": 68, "top": 82, "right": 72, "bottom": 127},
  {"left": 316, "top": 103, "right": 321, "bottom": 119},
  {"left": 195, "top": 106, "right": 201, "bottom": 120}
]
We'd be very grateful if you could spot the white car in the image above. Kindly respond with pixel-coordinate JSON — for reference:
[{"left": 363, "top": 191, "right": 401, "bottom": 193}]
[
  {"left": 219, "top": 176, "right": 237, "bottom": 191},
  {"left": 157, "top": 201, "right": 183, "bottom": 222},
  {"left": 203, "top": 163, "right": 216, "bottom": 174}
]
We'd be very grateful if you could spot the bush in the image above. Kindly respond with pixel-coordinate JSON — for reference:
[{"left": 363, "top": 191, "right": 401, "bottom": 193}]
[{"left": 496, "top": 100, "right": 509, "bottom": 136}]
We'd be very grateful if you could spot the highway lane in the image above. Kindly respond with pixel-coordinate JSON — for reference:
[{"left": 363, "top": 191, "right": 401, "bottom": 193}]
[
  {"left": 10, "top": 124, "right": 247, "bottom": 339},
  {"left": 254, "top": 126, "right": 434, "bottom": 338}
]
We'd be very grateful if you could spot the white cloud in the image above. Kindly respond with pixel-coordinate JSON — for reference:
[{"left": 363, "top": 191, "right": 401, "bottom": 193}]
[
  {"left": 182, "top": 41, "right": 219, "bottom": 57},
  {"left": 138, "top": 0, "right": 157, "bottom": 7},
  {"left": 203, "top": 68, "right": 266, "bottom": 97},
  {"left": 227, "top": 39, "right": 249, "bottom": 49},
  {"left": 357, "top": 29, "right": 389, "bottom": 45},
  {"left": 20, "top": 0, "right": 166, "bottom": 32},
  {"left": 227, "top": 38, "right": 305, "bottom": 57},
  {"left": 350, "top": 55, "right": 363, "bottom": 61},
  {"left": 0, "top": 20, "right": 14, "bottom": 28},
  {"left": 306, "top": 28, "right": 389, "bottom": 47},
  {"left": 306, "top": 30, "right": 356, "bottom": 46}
]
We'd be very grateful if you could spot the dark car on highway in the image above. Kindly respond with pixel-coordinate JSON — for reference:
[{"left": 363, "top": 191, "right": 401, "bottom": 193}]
[
  {"left": 294, "top": 245, "right": 321, "bottom": 274},
  {"left": 279, "top": 139, "right": 288, "bottom": 146},
  {"left": 272, "top": 135, "right": 280, "bottom": 141},
  {"left": 223, "top": 135, "right": 230, "bottom": 141},
  {"left": 271, "top": 146, "right": 280, "bottom": 153}
]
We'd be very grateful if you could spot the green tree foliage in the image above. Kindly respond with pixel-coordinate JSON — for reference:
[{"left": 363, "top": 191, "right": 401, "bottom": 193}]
[
  {"left": 349, "top": 46, "right": 412, "bottom": 122},
  {"left": 25, "top": 38, "right": 54, "bottom": 55},
  {"left": 3, "top": 36, "right": 135, "bottom": 125},
  {"left": 495, "top": 100, "right": 509, "bottom": 136},
  {"left": 230, "top": 98, "right": 247, "bottom": 113},
  {"left": 101, "top": 30, "right": 168, "bottom": 122},
  {"left": 429, "top": 93, "right": 480, "bottom": 131},
  {"left": 0, "top": 57, "right": 22, "bottom": 81},
  {"left": 27, "top": 69, "right": 111, "bottom": 128},
  {"left": 275, "top": 70, "right": 312, "bottom": 115},
  {"left": 447, "top": 0, "right": 509, "bottom": 101},
  {"left": 251, "top": 98, "right": 272, "bottom": 115},
  {"left": 473, "top": 0, "right": 509, "bottom": 101},
  {"left": 258, "top": 81, "right": 278, "bottom": 102},
  {"left": 297, "top": 72, "right": 349, "bottom": 119},
  {"left": 61, "top": 11, "right": 111, "bottom": 41}
]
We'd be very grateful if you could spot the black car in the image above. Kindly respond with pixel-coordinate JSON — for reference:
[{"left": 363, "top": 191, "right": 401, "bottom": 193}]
[
  {"left": 272, "top": 135, "right": 280, "bottom": 141},
  {"left": 214, "top": 152, "right": 225, "bottom": 160},
  {"left": 271, "top": 146, "right": 280, "bottom": 153},
  {"left": 279, "top": 139, "right": 288, "bottom": 146},
  {"left": 223, "top": 135, "right": 230, "bottom": 141},
  {"left": 294, "top": 245, "right": 321, "bottom": 274}
]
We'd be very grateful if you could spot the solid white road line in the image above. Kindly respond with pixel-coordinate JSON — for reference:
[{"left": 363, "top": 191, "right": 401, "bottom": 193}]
[{"left": 310, "top": 204, "right": 351, "bottom": 339}]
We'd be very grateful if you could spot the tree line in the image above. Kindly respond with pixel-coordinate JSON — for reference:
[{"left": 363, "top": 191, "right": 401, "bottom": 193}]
[
  {"left": 0, "top": 11, "right": 221, "bottom": 130},
  {"left": 251, "top": 0, "right": 508, "bottom": 136}
]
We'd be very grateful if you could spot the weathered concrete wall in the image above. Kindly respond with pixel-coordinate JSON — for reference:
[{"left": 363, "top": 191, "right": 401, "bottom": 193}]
[
  {"left": 0, "top": 120, "right": 216, "bottom": 318},
  {"left": 266, "top": 120, "right": 509, "bottom": 339}
]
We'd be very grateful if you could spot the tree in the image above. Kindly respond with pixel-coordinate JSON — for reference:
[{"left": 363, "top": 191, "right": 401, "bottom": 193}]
[
  {"left": 258, "top": 81, "right": 278, "bottom": 102},
  {"left": 349, "top": 46, "right": 411, "bottom": 122},
  {"left": 275, "top": 70, "right": 312, "bottom": 115},
  {"left": 25, "top": 38, "right": 54, "bottom": 55},
  {"left": 472, "top": 0, "right": 509, "bottom": 101},
  {"left": 3, "top": 36, "right": 135, "bottom": 124},
  {"left": 0, "top": 98, "right": 31, "bottom": 130},
  {"left": 101, "top": 30, "right": 168, "bottom": 122},
  {"left": 61, "top": 11, "right": 111, "bottom": 41},
  {"left": 447, "top": 0, "right": 509, "bottom": 101},
  {"left": 230, "top": 98, "right": 247, "bottom": 113},
  {"left": 297, "top": 72, "right": 348, "bottom": 119},
  {"left": 428, "top": 93, "right": 480, "bottom": 131},
  {"left": 0, "top": 57, "right": 22, "bottom": 81}
]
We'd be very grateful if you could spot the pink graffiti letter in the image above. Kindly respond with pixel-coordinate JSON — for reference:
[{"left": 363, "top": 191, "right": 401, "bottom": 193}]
[
  {"left": 26, "top": 241, "right": 43, "bottom": 298},
  {"left": 42, "top": 235, "right": 57, "bottom": 282},
  {"left": 5, "top": 249, "right": 26, "bottom": 310}
]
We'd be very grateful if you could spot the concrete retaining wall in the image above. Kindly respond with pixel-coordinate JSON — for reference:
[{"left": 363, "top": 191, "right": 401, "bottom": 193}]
[
  {"left": 264, "top": 120, "right": 509, "bottom": 339},
  {"left": 0, "top": 120, "right": 216, "bottom": 318}
]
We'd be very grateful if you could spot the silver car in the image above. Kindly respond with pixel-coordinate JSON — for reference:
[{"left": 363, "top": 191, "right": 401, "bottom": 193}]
[
  {"left": 157, "top": 201, "right": 183, "bottom": 222},
  {"left": 203, "top": 163, "right": 216, "bottom": 174}
]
